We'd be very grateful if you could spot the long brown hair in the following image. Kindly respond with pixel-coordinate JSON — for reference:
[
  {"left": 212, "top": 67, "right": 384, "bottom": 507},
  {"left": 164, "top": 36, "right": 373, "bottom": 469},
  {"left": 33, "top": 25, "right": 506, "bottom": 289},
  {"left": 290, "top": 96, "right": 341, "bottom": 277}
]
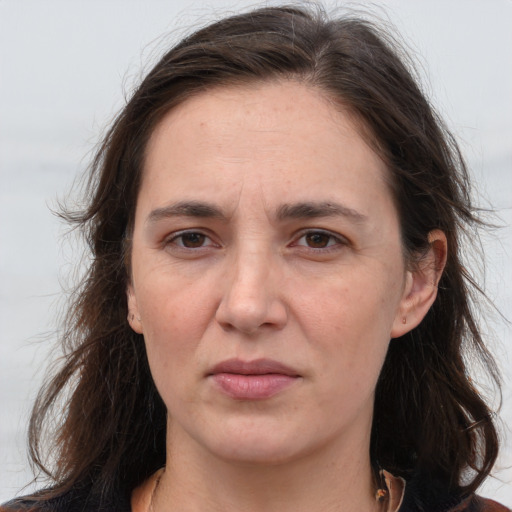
[{"left": 27, "top": 3, "right": 500, "bottom": 504}]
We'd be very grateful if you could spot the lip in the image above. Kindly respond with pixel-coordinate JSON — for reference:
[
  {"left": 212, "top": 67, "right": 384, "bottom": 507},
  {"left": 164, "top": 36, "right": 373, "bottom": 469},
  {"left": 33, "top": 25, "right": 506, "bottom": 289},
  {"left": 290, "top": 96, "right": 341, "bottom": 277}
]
[
  {"left": 209, "top": 358, "right": 299, "bottom": 376},
  {"left": 208, "top": 358, "right": 301, "bottom": 400}
]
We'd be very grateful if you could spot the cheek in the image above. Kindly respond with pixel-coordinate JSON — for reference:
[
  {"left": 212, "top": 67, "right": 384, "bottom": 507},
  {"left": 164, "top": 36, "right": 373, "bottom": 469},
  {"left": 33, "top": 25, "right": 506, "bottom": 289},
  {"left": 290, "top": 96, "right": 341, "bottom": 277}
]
[
  {"left": 135, "top": 255, "right": 215, "bottom": 329},
  {"left": 290, "top": 267, "right": 401, "bottom": 383},
  {"left": 294, "top": 269, "right": 399, "bottom": 339},
  {"left": 135, "top": 271, "right": 215, "bottom": 378}
]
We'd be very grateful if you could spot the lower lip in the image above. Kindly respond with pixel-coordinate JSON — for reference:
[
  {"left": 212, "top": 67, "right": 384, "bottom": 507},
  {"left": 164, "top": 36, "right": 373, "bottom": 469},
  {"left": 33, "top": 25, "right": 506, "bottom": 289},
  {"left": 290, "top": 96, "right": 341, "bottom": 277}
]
[{"left": 211, "top": 373, "right": 298, "bottom": 400}]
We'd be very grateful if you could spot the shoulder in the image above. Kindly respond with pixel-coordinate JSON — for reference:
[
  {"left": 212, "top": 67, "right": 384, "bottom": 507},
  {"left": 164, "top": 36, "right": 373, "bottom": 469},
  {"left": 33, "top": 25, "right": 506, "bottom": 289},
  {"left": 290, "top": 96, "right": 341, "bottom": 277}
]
[
  {"left": 0, "top": 487, "right": 131, "bottom": 512},
  {"left": 0, "top": 496, "right": 56, "bottom": 512},
  {"left": 448, "top": 495, "right": 512, "bottom": 512},
  {"left": 0, "top": 498, "right": 53, "bottom": 512},
  {"left": 397, "top": 471, "right": 511, "bottom": 512},
  {"left": 398, "top": 493, "right": 511, "bottom": 512}
]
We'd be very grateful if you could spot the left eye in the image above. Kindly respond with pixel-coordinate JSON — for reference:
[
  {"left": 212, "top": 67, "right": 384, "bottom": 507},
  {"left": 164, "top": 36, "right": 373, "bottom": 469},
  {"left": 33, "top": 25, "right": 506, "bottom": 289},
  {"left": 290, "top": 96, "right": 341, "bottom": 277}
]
[{"left": 295, "top": 231, "right": 343, "bottom": 249}]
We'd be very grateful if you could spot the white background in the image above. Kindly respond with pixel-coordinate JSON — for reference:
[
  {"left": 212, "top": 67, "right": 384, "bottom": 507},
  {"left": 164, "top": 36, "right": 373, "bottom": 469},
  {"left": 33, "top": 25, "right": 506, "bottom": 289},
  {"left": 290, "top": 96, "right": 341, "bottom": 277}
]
[{"left": 1, "top": 0, "right": 511, "bottom": 506}]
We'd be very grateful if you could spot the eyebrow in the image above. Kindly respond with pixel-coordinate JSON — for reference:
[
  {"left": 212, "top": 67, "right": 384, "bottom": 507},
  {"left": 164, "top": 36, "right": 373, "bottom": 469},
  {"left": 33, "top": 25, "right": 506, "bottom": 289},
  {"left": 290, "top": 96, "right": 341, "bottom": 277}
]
[
  {"left": 146, "top": 200, "right": 227, "bottom": 225},
  {"left": 146, "top": 200, "right": 367, "bottom": 225},
  {"left": 276, "top": 201, "right": 367, "bottom": 223}
]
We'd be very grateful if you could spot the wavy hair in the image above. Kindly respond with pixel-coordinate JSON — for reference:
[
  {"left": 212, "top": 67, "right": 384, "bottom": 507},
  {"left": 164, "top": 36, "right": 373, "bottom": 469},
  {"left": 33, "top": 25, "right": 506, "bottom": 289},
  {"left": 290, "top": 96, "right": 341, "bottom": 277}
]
[{"left": 27, "top": 3, "right": 500, "bottom": 505}]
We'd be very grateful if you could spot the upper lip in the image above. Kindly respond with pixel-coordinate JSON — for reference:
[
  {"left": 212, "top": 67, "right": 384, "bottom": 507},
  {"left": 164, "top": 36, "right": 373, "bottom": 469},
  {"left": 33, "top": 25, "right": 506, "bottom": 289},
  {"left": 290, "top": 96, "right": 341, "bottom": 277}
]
[{"left": 208, "top": 358, "right": 300, "bottom": 377}]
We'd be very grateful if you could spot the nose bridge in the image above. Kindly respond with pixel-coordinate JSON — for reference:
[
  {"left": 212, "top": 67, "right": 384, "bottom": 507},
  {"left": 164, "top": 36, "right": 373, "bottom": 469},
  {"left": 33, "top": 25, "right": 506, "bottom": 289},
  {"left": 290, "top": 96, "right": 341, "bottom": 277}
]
[
  {"left": 229, "top": 241, "right": 273, "bottom": 311},
  {"left": 238, "top": 237, "right": 270, "bottom": 278},
  {"left": 216, "top": 238, "right": 286, "bottom": 333}
]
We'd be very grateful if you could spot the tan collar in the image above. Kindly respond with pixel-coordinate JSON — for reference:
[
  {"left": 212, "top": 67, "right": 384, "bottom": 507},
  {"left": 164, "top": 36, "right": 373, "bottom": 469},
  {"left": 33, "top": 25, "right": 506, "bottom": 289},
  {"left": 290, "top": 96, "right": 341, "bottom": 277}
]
[
  {"left": 131, "top": 468, "right": 164, "bottom": 512},
  {"left": 131, "top": 468, "right": 406, "bottom": 512}
]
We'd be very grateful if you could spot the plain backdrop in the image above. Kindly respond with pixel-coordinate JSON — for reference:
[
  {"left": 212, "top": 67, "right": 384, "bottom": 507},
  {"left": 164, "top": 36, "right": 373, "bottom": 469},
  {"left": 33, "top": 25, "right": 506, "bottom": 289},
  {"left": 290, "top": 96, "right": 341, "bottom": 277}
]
[{"left": 1, "top": 0, "right": 511, "bottom": 505}]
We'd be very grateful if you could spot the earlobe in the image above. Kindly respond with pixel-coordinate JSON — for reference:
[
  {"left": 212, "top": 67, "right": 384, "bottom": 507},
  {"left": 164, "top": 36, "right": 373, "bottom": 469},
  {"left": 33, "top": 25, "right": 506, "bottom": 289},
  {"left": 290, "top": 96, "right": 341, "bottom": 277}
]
[
  {"left": 391, "top": 229, "right": 447, "bottom": 338},
  {"left": 127, "top": 284, "right": 144, "bottom": 334}
]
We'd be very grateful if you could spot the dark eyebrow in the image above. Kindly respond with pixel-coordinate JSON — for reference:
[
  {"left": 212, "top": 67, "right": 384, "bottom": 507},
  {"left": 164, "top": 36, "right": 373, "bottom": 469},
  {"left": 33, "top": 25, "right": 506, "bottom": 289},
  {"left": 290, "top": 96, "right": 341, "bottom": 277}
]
[
  {"left": 146, "top": 201, "right": 227, "bottom": 225},
  {"left": 146, "top": 200, "right": 367, "bottom": 226},
  {"left": 276, "top": 201, "right": 367, "bottom": 223}
]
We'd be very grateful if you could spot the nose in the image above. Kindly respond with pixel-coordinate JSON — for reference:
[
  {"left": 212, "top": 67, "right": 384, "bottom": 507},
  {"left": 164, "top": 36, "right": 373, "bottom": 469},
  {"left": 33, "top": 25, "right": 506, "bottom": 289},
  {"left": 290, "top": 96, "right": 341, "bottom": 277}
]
[{"left": 215, "top": 246, "right": 288, "bottom": 334}]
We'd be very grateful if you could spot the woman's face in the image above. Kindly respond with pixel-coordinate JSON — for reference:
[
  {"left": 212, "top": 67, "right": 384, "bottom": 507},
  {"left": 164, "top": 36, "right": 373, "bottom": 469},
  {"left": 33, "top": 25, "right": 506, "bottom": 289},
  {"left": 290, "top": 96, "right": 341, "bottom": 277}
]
[{"left": 128, "top": 81, "right": 418, "bottom": 465}]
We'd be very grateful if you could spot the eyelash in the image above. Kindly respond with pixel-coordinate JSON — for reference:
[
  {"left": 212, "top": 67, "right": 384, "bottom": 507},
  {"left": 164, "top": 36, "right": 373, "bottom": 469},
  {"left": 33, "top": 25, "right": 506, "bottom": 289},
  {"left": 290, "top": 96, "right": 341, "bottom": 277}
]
[
  {"left": 164, "top": 230, "right": 219, "bottom": 250},
  {"left": 163, "top": 229, "right": 348, "bottom": 253},
  {"left": 292, "top": 229, "right": 348, "bottom": 252}
]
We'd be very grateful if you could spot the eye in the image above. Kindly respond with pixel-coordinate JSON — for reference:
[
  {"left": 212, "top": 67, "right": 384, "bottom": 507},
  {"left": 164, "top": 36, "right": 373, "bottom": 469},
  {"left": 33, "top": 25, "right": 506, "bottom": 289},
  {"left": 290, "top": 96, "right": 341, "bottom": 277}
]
[
  {"left": 165, "top": 230, "right": 217, "bottom": 249},
  {"left": 293, "top": 230, "right": 346, "bottom": 250}
]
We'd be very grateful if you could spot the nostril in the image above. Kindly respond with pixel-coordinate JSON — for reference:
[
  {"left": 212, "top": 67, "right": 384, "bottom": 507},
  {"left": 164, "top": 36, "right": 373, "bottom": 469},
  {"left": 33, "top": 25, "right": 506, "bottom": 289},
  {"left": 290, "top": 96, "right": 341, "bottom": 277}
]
[
  {"left": 215, "top": 293, "right": 288, "bottom": 334},
  {"left": 216, "top": 302, "right": 269, "bottom": 334}
]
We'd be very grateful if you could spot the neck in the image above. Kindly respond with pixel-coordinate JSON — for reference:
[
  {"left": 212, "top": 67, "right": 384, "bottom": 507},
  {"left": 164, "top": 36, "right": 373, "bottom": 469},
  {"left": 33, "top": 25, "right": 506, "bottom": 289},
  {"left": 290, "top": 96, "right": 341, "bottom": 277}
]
[{"left": 153, "top": 421, "right": 379, "bottom": 512}]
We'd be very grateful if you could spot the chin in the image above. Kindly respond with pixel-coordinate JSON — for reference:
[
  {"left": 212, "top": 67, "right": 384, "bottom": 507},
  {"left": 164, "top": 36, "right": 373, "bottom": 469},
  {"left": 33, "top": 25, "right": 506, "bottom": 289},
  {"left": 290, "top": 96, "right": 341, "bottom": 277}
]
[
  {"left": 201, "top": 419, "right": 319, "bottom": 466},
  {"left": 213, "top": 441, "right": 304, "bottom": 466}
]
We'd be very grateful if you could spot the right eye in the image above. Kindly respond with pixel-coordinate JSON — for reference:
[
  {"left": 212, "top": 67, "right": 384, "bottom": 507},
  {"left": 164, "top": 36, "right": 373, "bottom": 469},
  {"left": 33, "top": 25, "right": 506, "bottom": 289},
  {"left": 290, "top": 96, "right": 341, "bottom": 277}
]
[{"left": 165, "top": 231, "right": 217, "bottom": 250}]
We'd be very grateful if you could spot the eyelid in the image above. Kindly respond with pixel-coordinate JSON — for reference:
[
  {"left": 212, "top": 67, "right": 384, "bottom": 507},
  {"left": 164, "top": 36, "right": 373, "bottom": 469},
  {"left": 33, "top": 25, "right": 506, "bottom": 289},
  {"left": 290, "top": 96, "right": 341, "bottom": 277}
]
[
  {"left": 163, "top": 229, "right": 220, "bottom": 249},
  {"left": 161, "top": 227, "right": 348, "bottom": 252},
  {"left": 291, "top": 228, "right": 349, "bottom": 249}
]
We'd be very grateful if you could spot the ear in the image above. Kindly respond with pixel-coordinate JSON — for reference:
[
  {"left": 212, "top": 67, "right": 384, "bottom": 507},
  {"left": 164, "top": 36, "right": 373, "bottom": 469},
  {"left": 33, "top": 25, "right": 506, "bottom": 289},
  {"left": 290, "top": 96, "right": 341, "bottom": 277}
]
[
  {"left": 127, "top": 283, "right": 144, "bottom": 334},
  {"left": 391, "top": 229, "right": 447, "bottom": 338}
]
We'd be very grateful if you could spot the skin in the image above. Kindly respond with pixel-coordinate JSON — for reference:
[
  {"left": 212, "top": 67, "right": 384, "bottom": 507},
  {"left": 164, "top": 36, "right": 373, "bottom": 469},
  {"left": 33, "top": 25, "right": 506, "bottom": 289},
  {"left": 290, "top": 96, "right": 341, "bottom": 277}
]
[{"left": 127, "top": 81, "right": 446, "bottom": 512}]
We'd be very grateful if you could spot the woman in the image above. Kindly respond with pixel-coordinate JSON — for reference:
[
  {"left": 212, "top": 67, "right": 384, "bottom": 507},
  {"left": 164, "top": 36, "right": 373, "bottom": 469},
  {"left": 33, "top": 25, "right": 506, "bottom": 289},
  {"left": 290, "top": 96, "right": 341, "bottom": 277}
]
[{"left": 2, "top": 4, "right": 509, "bottom": 512}]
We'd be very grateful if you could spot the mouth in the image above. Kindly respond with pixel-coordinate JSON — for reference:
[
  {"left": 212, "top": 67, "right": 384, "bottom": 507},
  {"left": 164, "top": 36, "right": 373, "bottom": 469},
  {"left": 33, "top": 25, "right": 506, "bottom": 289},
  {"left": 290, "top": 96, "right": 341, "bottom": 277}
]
[{"left": 207, "top": 358, "right": 301, "bottom": 400}]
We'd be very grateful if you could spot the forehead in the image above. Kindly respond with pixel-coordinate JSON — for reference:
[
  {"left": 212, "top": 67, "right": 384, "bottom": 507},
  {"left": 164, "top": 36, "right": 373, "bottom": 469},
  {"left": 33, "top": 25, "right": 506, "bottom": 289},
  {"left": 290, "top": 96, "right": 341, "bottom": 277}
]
[{"left": 140, "top": 81, "right": 392, "bottom": 219}]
